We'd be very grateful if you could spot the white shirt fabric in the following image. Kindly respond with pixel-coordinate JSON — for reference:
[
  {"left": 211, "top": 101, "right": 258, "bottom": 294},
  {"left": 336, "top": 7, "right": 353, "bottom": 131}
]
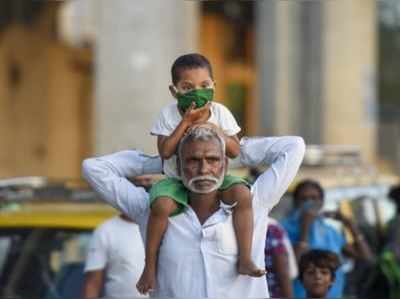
[
  {"left": 150, "top": 101, "right": 241, "bottom": 177},
  {"left": 82, "top": 136, "right": 305, "bottom": 299},
  {"left": 84, "top": 216, "right": 147, "bottom": 298}
]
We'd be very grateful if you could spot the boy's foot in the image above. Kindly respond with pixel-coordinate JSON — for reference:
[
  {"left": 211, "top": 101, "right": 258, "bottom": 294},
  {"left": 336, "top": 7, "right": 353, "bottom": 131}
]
[
  {"left": 238, "top": 260, "right": 266, "bottom": 277},
  {"left": 136, "top": 267, "right": 156, "bottom": 294}
]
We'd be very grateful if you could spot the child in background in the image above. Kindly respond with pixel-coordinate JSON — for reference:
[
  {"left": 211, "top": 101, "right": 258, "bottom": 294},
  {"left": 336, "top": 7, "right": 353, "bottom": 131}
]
[
  {"left": 299, "top": 249, "right": 341, "bottom": 299},
  {"left": 136, "top": 53, "right": 265, "bottom": 295}
]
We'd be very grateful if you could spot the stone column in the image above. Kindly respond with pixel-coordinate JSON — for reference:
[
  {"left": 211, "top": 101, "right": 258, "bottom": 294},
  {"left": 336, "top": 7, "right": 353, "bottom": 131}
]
[
  {"left": 322, "top": 0, "right": 377, "bottom": 163},
  {"left": 95, "top": 0, "right": 199, "bottom": 154},
  {"left": 256, "top": 1, "right": 302, "bottom": 136},
  {"left": 256, "top": 0, "right": 377, "bottom": 163}
]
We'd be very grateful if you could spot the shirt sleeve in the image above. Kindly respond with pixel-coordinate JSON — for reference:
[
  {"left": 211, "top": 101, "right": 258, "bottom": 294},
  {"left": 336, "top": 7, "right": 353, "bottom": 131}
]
[
  {"left": 214, "top": 103, "right": 241, "bottom": 136},
  {"left": 150, "top": 105, "right": 176, "bottom": 136},
  {"left": 267, "top": 224, "right": 287, "bottom": 255},
  {"left": 241, "top": 136, "right": 305, "bottom": 212},
  {"left": 82, "top": 150, "right": 161, "bottom": 222},
  {"left": 84, "top": 226, "right": 108, "bottom": 272}
]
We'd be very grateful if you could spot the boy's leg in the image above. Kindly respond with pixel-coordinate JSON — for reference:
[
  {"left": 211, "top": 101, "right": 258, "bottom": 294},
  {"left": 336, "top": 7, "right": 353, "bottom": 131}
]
[
  {"left": 222, "top": 184, "right": 266, "bottom": 277},
  {"left": 136, "top": 197, "right": 178, "bottom": 294}
]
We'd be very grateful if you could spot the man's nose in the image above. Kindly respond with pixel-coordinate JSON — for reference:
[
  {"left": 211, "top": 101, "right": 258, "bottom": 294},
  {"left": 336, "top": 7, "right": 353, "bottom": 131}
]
[{"left": 199, "top": 160, "right": 210, "bottom": 175}]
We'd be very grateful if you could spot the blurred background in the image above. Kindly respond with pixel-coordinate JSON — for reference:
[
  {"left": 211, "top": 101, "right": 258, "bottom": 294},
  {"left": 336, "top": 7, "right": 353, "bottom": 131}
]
[
  {"left": 1, "top": 2, "right": 400, "bottom": 299},
  {"left": 0, "top": 0, "right": 399, "bottom": 180}
]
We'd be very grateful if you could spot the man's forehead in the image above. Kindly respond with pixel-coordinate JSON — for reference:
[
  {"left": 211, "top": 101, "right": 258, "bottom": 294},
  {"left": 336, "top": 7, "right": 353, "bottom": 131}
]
[{"left": 181, "top": 139, "right": 223, "bottom": 157}]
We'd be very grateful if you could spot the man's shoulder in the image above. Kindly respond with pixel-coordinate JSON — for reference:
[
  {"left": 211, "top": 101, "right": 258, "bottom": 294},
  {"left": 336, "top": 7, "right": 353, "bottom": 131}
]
[
  {"left": 268, "top": 219, "right": 285, "bottom": 235},
  {"left": 94, "top": 216, "right": 120, "bottom": 234}
]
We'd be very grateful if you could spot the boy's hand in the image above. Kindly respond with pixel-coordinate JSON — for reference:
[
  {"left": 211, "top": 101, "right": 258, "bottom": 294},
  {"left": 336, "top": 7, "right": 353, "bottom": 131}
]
[{"left": 183, "top": 102, "right": 211, "bottom": 125}]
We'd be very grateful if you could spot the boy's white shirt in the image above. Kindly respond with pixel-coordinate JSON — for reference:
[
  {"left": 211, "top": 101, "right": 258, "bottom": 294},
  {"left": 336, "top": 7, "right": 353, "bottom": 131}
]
[{"left": 150, "top": 101, "right": 241, "bottom": 177}]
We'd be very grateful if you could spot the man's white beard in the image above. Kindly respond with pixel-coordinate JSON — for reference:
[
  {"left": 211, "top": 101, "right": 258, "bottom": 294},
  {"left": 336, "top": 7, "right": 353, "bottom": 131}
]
[
  {"left": 184, "top": 175, "right": 224, "bottom": 194},
  {"left": 181, "top": 165, "right": 224, "bottom": 194}
]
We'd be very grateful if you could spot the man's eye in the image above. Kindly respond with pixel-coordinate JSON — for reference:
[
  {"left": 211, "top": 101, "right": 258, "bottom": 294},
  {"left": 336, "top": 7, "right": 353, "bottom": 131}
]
[{"left": 207, "top": 158, "right": 220, "bottom": 163}]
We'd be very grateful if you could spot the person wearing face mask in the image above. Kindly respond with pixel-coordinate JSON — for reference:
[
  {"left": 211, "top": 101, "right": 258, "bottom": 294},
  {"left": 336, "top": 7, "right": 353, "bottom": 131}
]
[
  {"left": 281, "top": 179, "right": 373, "bottom": 298},
  {"left": 134, "top": 53, "right": 266, "bottom": 294}
]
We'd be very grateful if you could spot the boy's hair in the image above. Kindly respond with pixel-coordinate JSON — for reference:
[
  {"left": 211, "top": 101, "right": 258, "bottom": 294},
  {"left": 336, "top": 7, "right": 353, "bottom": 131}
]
[
  {"left": 299, "top": 249, "right": 340, "bottom": 281},
  {"left": 171, "top": 53, "right": 214, "bottom": 85}
]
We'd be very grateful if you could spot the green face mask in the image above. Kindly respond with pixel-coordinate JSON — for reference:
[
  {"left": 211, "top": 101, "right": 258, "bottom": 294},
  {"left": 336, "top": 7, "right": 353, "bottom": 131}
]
[{"left": 176, "top": 88, "right": 214, "bottom": 112}]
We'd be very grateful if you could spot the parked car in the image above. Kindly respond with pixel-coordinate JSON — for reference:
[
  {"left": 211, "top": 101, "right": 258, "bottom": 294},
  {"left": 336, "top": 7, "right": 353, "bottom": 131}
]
[{"left": 0, "top": 177, "right": 116, "bottom": 299}]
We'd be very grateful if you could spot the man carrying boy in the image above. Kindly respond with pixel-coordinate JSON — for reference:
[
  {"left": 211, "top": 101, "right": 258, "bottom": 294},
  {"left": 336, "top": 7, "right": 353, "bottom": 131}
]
[
  {"left": 82, "top": 126, "right": 305, "bottom": 298},
  {"left": 139, "top": 53, "right": 264, "bottom": 293}
]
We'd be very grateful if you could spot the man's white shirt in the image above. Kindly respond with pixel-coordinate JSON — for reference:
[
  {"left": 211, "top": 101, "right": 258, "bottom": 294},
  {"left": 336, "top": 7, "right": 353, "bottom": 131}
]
[
  {"left": 150, "top": 101, "right": 241, "bottom": 178},
  {"left": 84, "top": 216, "right": 147, "bottom": 298},
  {"left": 82, "top": 136, "right": 305, "bottom": 299}
]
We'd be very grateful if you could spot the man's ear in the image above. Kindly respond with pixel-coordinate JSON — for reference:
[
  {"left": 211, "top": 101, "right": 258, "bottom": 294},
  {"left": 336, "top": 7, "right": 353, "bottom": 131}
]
[{"left": 169, "top": 85, "right": 177, "bottom": 98}]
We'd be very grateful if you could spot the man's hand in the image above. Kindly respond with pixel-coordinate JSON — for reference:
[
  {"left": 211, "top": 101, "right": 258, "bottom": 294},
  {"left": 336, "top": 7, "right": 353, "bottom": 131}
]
[{"left": 182, "top": 102, "right": 211, "bottom": 125}]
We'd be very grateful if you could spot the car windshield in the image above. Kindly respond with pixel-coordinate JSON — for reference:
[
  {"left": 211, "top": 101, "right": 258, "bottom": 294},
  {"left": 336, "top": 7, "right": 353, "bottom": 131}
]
[{"left": 0, "top": 228, "right": 91, "bottom": 299}]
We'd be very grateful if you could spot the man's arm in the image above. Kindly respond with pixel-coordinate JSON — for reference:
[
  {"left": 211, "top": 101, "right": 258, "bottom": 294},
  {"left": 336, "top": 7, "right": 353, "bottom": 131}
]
[
  {"left": 241, "top": 136, "right": 305, "bottom": 212},
  {"left": 82, "top": 150, "right": 162, "bottom": 220},
  {"left": 82, "top": 270, "right": 104, "bottom": 299},
  {"left": 273, "top": 253, "right": 294, "bottom": 299}
]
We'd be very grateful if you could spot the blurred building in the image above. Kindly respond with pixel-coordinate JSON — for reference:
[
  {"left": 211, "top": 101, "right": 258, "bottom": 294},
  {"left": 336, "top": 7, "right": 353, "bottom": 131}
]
[{"left": 0, "top": 0, "right": 394, "bottom": 179}]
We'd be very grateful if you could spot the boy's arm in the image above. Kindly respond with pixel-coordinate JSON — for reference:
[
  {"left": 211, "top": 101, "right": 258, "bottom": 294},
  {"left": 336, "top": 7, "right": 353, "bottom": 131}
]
[
  {"left": 218, "top": 132, "right": 240, "bottom": 159},
  {"left": 157, "top": 120, "right": 191, "bottom": 159},
  {"left": 82, "top": 150, "right": 162, "bottom": 220},
  {"left": 241, "top": 136, "right": 305, "bottom": 212},
  {"left": 157, "top": 103, "right": 211, "bottom": 159}
]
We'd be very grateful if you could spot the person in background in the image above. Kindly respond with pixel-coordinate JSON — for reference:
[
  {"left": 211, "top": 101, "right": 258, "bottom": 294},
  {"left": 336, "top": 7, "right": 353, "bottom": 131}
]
[
  {"left": 265, "top": 217, "right": 297, "bottom": 299},
  {"left": 374, "top": 184, "right": 400, "bottom": 299},
  {"left": 386, "top": 184, "right": 400, "bottom": 260},
  {"left": 299, "top": 249, "right": 341, "bottom": 299},
  {"left": 81, "top": 176, "right": 153, "bottom": 299},
  {"left": 281, "top": 179, "right": 373, "bottom": 298}
]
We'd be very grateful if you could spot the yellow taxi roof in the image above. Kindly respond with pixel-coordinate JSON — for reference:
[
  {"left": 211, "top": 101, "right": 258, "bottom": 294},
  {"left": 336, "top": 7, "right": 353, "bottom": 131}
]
[{"left": 0, "top": 201, "right": 117, "bottom": 229}]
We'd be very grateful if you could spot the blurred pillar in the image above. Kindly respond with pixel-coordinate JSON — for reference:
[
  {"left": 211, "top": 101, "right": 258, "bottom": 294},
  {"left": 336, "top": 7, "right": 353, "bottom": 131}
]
[
  {"left": 256, "top": 1, "right": 302, "bottom": 136},
  {"left": 256, "top": 0, "right": 377, "bottom": 163},
  {"left": 322, "top": 0, "right": 377, "bottom": 163},
  {"left": 95, "top": 0, "right": 199, "bottom": 155}
]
